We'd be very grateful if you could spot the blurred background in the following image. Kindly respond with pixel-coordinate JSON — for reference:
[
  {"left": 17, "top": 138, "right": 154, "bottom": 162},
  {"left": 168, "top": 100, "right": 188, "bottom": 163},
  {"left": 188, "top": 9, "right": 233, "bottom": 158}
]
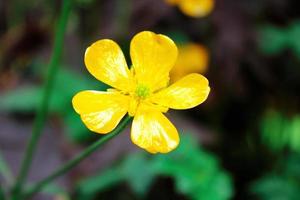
[{"left": 1, "top": 0, "right": 300, "bottom": 199}]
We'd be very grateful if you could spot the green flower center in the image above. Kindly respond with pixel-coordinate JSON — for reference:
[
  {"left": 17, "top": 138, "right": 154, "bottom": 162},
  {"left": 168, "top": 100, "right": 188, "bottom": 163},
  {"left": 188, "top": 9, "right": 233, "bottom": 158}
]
[{"left": 135, "top": 84, "right": 150, "bottom": 99}]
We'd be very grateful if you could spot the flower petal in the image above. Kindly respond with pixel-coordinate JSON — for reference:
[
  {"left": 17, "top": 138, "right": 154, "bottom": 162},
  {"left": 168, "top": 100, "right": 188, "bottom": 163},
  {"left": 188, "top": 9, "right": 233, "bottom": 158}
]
[
  {"left": 72, "top": 90, "right": 129, "bottom": 134},
  {"left": 131, "top": 105, "right": 179, "bottom": 153},
  {"left": 130, "top": 31, "right": 178, "bottom": 91},
  {"left": 151, "top": 73, "right": 210, "bottom": 109},
  {"left": 178, "top": 0, "right": 214, "bottom": 18},
  {"left": 85, "top": 39, "right": 132, "bottom": 91}
]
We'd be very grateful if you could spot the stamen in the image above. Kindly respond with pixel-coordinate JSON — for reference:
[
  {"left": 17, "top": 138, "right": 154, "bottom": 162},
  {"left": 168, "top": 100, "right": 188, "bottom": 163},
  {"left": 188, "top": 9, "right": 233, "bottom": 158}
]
[{"left": 135, "top": 84, "right": 150, "bottom": 99}]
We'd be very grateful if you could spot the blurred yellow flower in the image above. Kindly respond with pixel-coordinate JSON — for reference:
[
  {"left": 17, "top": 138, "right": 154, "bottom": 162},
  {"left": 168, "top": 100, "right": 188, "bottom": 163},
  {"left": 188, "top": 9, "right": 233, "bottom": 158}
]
[
  {"left": 170, "top": 43, "right": 209, "bottom": 82},
  {"left": 72, "top": 31, "right": 210, "bottom": 153},
  {"left": 166, "top": 0, "right": 214, "bottom": 18}
]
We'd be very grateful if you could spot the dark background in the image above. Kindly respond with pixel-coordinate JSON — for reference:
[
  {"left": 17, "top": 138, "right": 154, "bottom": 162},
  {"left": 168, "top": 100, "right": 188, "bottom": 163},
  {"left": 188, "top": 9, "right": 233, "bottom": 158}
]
[{"left": 1, "top": 0, "right": 300, "bottom": 199}]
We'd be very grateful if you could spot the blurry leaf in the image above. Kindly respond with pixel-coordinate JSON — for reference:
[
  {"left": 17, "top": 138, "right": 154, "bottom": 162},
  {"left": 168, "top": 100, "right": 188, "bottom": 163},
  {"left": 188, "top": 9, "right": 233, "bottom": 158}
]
[
  {"left": 0, "top": 68, "right": 101, "bottom": 113},
  {"left": 0, "top": 86, "right": 43, "bottom": 112},
  {"left": 51, "top": 67, "right": 106, "bottom": 112},
  {"left": 289, "top": 116, "right": 300, "bottom": 152},
  {"left": 77, "top": 134, "right": 233, "bottom": 200},
  {"left": 41, "top": 183, "right": 70, "bottom": 200},
  {"left": 261, "top": 110, "right": 300, "bottom": 153},
  {"left": 288, "top": 21, "right": 300, "bottom": 59},
  {"left": 251, "top": 175, "right": 300, "bottom": 200},
  {"left": 63, "top": 111, "right": 96, "bottom": 142},
  {"left": 77, "top": 153, "right": 156, "bottom": 199},
  {"left": 251, "top": 154, "right": 300, "bottom": 200},
  {"left": 77, "top": 168, "right": 123, "bottom": 200},
  {"left": 154, "top": 135, "right": 233, "bottom": 200},
  {"left": 258, "top": 21, "right": 300, "bottom": 59},
  {"left": 260, "top": 110, "right": 287, "bottom": 151},
  {"left": 166, "top": 31, "right": 190, "bottom": 45},
  {"left": 284, "top": 154, "right": 300, "bottom": 179},
  {"left": 258, "top": 25, "right": 288, "bottom": 55},
  {"left": 53, "top": 68, "right": 107, "bottom": 142},
  {"left": 0, "top": 67, "right": 107, "bottom": 142},
  {"left": 121, "top": 153, "right": 156, "bottom": 196}
]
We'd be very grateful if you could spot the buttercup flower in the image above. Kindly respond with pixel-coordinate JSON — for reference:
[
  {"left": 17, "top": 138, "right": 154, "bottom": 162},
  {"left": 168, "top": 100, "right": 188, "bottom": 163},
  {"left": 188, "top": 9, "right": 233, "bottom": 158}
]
[
  {"left": 72, "top": 31, "right": 210, "bottom": 153},
  {"left": 165, "top": 0, "right": 214, "bottom": 18},
  {"left": 170, "top": 43, "right": 209, "bottom": 82}
]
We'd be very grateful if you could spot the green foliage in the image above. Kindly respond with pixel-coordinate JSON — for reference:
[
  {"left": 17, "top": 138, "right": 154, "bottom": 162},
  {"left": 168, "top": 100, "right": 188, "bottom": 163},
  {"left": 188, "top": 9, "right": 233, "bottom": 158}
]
[
  {"left": 76, "top": 134, "right": 233, "bottom": 200},
  {"left": 76, "top": 0, "right": 95, "bottom": 6},
  {"left": 287, "top": 21, "right": 300, "bottom": 58},
  {"left": 0, "top": 67, "right": 107, "bottom": 142},
  {"left": 166, "top": 31, "right": 190, "bottom": 45},
  {"left": 0, "top": 86, "right": 44, "bottom": 112},
  {"left": 259, "top": 25, "right": 288, "bottom": 55},
  {"left": 77, "top": 153, "right": 156, "bottom": 200},
  {"left": 0, "top": 184, "right": 5, "bottom": 200},
  {"left": 259, "top": 20, "right": 300, "bottom": 59},
  {"left": 261, "top": 110, "right": 287, "bottom": 151},
  {"left": 261, "top": 110, "right": 300, "bottom": 152},
  {"left": 41, "top": 184, "right": 70, "bottom": 200},
  {"left": 251, "top": 154, "right": 300, "bottom": 200},
  {"left": 154, "top": 135, "right": 232, "bottom": 200}
]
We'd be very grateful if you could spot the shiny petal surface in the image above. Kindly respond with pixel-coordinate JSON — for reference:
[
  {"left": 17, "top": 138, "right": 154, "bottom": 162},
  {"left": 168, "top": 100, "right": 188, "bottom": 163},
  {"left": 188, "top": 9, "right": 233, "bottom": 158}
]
[
  {"left": 131, "top": 105, "right": 179, "bottom": 153},
  {"left": 85, "top": 39, "right": 132, "bottom": 91},
  {"left": 130, "top": 31, "right": 178, "bottom": 91},
  {"left": 72, "top": 90, "right": 129, "bottom": 134},
  {"left": 151, "top": 73, "right": 210, "bottom": 109},
  {"left": 178, "top": 0, "right": 214, "bottom": 18}
]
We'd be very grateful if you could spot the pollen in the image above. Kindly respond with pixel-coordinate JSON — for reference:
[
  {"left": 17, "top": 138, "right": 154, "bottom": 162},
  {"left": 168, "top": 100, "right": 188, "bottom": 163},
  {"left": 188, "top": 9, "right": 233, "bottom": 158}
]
[{"left": 135, "top": 84, "right": 150, "bottom": 99}]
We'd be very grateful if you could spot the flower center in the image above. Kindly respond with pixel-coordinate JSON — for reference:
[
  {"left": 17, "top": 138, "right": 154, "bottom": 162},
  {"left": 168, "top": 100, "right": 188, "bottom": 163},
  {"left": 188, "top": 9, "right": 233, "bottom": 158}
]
[{"left": 135, "top": 84, "right": 150, "bottom": 99}]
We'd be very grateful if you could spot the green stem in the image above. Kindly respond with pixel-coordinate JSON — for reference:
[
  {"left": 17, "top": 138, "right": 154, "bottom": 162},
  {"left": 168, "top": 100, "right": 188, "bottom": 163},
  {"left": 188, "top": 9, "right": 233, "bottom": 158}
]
[
  {"left": 0, "top": 151, "right": 13, "bottom": 186},
  {"left": 0, "top": 184, "right": 6, "bottom": 200},
  {"left": 24, "top": 115, "right": 132, "bottom": 199},
  {"left": 12, "top": 0, "right": 72, "bottom": 198}
]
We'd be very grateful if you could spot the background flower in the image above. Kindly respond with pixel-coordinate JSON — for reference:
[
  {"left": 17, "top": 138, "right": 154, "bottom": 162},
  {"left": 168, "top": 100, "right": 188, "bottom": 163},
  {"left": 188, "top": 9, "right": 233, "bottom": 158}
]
[
  {"left": 165, "top": 0, "right": 214, "bottom": 17},
  {"left": 170, "top": 43, "right": 209, "bottom": 82}
]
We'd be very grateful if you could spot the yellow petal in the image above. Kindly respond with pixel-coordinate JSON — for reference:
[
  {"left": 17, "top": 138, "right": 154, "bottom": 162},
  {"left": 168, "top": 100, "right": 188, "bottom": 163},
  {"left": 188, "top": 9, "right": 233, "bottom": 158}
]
[
  {"left": 72, "top": 90, "right": 129, "bottom": 134},
  {"left": 130, "top": 31, "right": 178, "bottom": 91},
  {"left": 131, "top": 104, "right": 179, "bottom": 153},
  {"left": 170, "top": 43, "right": 209, "bottom": 82},
  {"left": 84, "top": 39, "right": 132, "bottom": 91},
  {"left": 178, "top": 0, "right": 214, "bottom": 17},
  {"left": 151, "top": 73, "right": 210, "bottom": 109}
]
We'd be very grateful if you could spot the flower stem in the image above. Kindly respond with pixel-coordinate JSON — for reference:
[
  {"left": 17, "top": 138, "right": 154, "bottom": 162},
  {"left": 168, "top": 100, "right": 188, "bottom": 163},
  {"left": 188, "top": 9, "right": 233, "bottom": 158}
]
[
  {"left": 11, "top": 0, "right": 72, "bottom": 198},
  {"left": 0, "top": 151, "right": 13, "bottom": 186},
  {"left": 0, "top": 184, "right": 6, "bottom": 200},
  {"left": 23, "top": 115, "right": 132, "bottom": 199}
]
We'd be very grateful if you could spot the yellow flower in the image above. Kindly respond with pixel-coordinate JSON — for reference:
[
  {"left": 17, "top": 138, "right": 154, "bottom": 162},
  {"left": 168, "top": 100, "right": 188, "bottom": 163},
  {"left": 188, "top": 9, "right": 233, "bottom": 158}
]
[
  {"left": 165, "top": 0, "right": 214, "bottom": 18},
  {"left": 72, "top": 31, "right": 210, "bottom": 153},
  {"left": 170, "top": 43, "right": 209, "bottom": 82}
]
